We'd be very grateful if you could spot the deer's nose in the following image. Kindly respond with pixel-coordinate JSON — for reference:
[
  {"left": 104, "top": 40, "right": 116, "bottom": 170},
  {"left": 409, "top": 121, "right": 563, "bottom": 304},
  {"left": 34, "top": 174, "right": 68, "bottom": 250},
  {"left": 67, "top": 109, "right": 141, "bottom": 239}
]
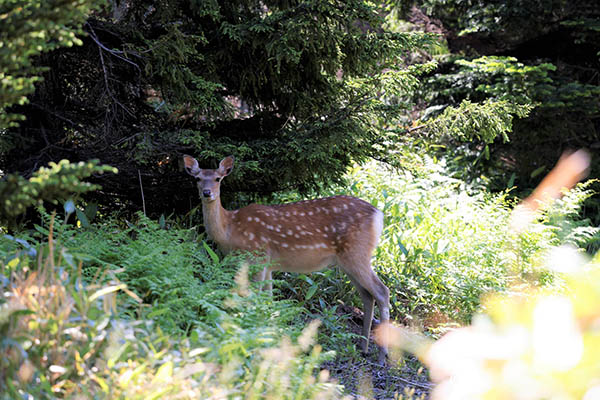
[{"left": 202, "top": 189, "right": 212, "bottom": 198}]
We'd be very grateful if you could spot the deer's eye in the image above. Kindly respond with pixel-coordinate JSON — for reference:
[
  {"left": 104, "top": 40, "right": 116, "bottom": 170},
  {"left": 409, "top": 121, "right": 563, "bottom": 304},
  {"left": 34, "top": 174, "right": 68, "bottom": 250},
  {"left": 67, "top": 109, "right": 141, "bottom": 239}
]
[{"left": 215, "top": 177, "right": 221, "bottom": 182}]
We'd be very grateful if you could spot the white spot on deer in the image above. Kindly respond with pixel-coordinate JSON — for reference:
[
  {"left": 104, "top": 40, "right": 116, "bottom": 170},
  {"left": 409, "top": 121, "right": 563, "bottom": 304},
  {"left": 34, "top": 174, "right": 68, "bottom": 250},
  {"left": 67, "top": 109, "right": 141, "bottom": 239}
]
[
  {"left": 324, "top": 226, "right": 329, "bottom": 232},
  {"left": 333, "top": 207, "right": 340, "bottom": 213},
  {"left": 287, "top": 229, "right": 293, "bottom": 235},
  {"left": 267, "top": 225, "right": 274, "bottom": 230},
  {"left": 323, "top": 233, "right": 329, "bottom": 238},
  {"left": 260, "top": 236, "right": 268, "bottom": 242},
  {"left": 296, "top": 225, "right": 302, "bottom": 231},
  {"left": 308, "top": 211, "right": 313, "bottom": 216},
  {"left": 294, "top": 234, "right": 300, "bottom": 238},
  {"left": 254, "top": 217, "right": 260, "bottom": 222},
  {"left": 247, "top": 217, "right": 253, "bottom": 221},
  {"left": 331, "top": 226, "right": 336, "bottom": 233},
  {"left": 275, "top": 227, "right": 281, "bottom": 232},
  {"left": 342, "top": 204, "right": 349, "bottom": 210},
  {"left": 273, "top": 240, "right": 280, "bottom": 245},
  {"left": 285, "top": 212, "right": 290, "bottom": 217},
  {"left": 248, "top": 233, "right": 255, "bottom": 240},
  {"left": 316, "top": 228, "right": 321, "bottom": 233},
  {"left": 299, "top": 212, "right": 305, "bottom": 216},
  {"left": 293, "top": 211, "right": 297, "bottom": 215}
]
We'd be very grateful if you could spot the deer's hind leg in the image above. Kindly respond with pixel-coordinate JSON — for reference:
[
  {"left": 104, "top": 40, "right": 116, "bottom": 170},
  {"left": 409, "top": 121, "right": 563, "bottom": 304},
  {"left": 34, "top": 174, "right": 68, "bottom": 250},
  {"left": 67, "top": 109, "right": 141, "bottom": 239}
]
[
  {"left": 339, "top": 254, "right": 390, "bottom": 364},
  {"left": 347, "top": 275, "right": 375, "bottom": 354}
]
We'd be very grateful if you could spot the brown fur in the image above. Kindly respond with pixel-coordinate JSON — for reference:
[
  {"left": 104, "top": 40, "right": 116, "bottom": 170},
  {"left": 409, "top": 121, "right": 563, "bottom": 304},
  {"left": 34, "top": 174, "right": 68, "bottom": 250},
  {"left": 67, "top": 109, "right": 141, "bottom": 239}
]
[{"left": 184, "top": 155, "right": 390, "bottom": 363}]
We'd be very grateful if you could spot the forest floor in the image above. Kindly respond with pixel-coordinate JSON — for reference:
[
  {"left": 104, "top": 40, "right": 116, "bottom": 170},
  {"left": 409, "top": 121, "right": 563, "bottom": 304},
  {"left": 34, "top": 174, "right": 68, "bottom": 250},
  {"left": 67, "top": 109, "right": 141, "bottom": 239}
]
[{"left": 323, "top": 306, "right": 433, "bottom": 399}]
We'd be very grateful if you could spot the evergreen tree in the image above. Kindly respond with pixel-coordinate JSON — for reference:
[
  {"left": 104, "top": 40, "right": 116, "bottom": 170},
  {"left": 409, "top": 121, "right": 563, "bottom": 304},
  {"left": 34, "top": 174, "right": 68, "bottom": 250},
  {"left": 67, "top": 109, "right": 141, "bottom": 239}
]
[
  {"left": 2, "top": 0, "right": 433, "bottom": 215},
  {"left": 0, "top": 0, "right": 114, "bottom": 226},
  {"left": 391, "top": 0, "right": 600, "bottom": 193}
]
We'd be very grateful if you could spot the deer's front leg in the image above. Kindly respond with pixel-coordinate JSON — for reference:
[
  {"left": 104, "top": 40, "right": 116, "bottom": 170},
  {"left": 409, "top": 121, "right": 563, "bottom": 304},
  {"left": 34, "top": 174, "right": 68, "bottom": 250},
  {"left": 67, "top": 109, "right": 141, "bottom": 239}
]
[
  {"left": 249, "top": 254, "right": 273, "bottom": 292},
  {"left": 253, "top": 266, "right": 273, "bottom": 292}
]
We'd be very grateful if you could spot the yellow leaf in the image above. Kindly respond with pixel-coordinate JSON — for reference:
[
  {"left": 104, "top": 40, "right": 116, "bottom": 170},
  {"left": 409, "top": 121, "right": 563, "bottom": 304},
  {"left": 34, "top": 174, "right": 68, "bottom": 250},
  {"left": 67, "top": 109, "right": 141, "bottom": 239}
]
[
  {"left": 88, "top": 284, "right": 127, "bottom": 302},
  {"left": 151, "top": 361, "right": 173, "bottom": 385}
]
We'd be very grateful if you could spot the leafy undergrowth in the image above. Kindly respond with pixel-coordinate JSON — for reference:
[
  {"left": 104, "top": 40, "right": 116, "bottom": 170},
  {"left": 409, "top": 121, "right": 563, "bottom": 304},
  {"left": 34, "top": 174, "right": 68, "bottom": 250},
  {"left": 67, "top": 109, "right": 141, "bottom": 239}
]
[
  {"left": 0, "top": 216, "right": 346, "bottom": 399},
  {"left": 284, "top": 158, "right": 598, "bottom": 335},
  {"left": 1, "top": 157, "right": 597, "bottom": 399}
]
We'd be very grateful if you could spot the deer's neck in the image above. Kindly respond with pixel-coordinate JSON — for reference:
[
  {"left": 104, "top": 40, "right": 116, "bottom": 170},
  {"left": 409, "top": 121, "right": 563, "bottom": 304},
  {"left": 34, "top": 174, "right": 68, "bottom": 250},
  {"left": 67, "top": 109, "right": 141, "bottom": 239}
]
[{"left": 202, "top": 198, "right": 232, "bottom": 251}]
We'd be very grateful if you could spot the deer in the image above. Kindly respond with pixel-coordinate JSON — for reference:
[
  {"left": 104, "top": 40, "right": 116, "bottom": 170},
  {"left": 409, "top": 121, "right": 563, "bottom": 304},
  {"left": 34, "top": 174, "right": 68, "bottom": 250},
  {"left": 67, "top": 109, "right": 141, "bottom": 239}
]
[{"left": 183, "top": 154, "right": 390, "bottom": 363}]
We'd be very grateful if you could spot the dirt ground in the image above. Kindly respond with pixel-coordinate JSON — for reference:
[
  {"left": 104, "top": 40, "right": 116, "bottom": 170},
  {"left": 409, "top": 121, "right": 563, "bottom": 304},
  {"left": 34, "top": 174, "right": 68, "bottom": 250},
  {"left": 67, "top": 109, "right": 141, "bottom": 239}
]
[{"left": 322, "top": 305, "right": 433, "bottom": 399}]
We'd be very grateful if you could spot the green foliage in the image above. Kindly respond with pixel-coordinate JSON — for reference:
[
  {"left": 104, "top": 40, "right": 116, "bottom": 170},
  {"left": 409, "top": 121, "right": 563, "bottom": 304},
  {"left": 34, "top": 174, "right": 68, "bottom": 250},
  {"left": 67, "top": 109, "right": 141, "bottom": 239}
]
[
  {"left": 291, "top": 158, "right": 598, "bottom": 328},
  {"left": 0, "top": 0, "right": 102, "bottom": 131},
  {"left": 0, "top": 160, "right": 116, "bottom": 227},
  {"left": 427, "top": 98, "right": 533, "bottom": 146},
  {"left": 0, "top": 217, "right": 344, "bottom": 399},
  {"left": 414, "top": 52, "right": 600, "bottom": 194},
  {"left": 399, "top": 0, "right": 599, "bottom": 49},
  {"left": 2, "top": 0, "right": 439, "bottom": 214},
  {"left": 442, "top": 57, "right": 600, "bottom": 114}
]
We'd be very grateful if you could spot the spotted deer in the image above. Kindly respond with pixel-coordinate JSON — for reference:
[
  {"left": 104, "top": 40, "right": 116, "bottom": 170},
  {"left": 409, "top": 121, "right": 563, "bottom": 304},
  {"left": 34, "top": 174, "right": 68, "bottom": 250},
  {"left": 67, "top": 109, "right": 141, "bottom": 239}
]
[{"left": 183, "top": 155, "right": 390, "bottom": 363}]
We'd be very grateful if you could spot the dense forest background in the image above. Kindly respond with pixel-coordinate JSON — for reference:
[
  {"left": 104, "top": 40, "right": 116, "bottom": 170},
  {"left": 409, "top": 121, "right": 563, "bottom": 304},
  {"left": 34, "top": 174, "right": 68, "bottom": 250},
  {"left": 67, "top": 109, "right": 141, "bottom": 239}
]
[
  {"left": 1, "top": 1, "right": 600, "bottom": 399},
  {"left": 2, "top": 0, "right": 598, "bottom": 219}
]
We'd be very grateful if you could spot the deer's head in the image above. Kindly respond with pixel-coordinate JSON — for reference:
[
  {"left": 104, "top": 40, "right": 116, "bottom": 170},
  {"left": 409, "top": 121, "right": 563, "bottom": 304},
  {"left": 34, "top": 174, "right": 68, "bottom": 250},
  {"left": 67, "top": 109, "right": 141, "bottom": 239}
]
[{"left": 183, "top": 155, "right": 234, "bottom": 202}]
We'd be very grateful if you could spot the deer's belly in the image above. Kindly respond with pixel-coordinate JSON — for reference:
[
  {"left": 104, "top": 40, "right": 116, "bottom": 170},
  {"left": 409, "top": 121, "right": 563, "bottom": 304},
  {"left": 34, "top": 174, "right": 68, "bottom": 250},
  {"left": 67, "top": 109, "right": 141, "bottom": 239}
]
[{"left": 272, "top": 252, "right": 337, "bottom": 274}]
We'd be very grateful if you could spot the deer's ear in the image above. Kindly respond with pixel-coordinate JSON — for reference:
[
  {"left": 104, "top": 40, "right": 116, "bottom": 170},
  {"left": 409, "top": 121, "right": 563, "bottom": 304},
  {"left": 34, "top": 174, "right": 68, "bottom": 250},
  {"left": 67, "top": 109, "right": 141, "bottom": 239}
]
[
  {"left": 183, "top": 155, "right": 200, "bottom": 176},
  {"left": 218, "top": 156, "right": 234, "bottom": 176}
]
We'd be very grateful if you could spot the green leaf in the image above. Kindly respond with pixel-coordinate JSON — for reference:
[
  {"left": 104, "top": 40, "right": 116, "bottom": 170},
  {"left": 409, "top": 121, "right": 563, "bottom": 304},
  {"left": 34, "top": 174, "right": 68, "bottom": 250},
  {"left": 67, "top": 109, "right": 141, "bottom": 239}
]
[
  {"left": 202, "top": 241, "right": 220, "bottom": 264},
  {"left": 147, "top": 308, "right": 169, "bottom": 318},
  {"left": 507, "top": 172, "right": 516, "bottom": 188},
  {"left": 152, "top": 361, "right": 173, "bottom": 384},
  {"left": 305, "top": 284, "right": 318, "bottom": 300},
  {"left": 531, "top": 166, "right": 546, "bottom": 178},
  {"left": 397, "top": 236, "right": 409, "bottom": 256},
  {"left": 76, "top": 208, "right": 90, "bottom": 228},
  {"left": 85, "top": 202, "right": 98, "bottom": 221}
]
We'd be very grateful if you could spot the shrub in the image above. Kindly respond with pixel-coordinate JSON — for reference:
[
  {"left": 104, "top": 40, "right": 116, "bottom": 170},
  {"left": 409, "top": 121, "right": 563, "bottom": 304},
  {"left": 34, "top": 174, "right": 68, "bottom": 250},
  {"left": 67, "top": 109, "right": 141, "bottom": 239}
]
[{"left": 0, "top": 160, "right": 117, "bottom": 227}]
